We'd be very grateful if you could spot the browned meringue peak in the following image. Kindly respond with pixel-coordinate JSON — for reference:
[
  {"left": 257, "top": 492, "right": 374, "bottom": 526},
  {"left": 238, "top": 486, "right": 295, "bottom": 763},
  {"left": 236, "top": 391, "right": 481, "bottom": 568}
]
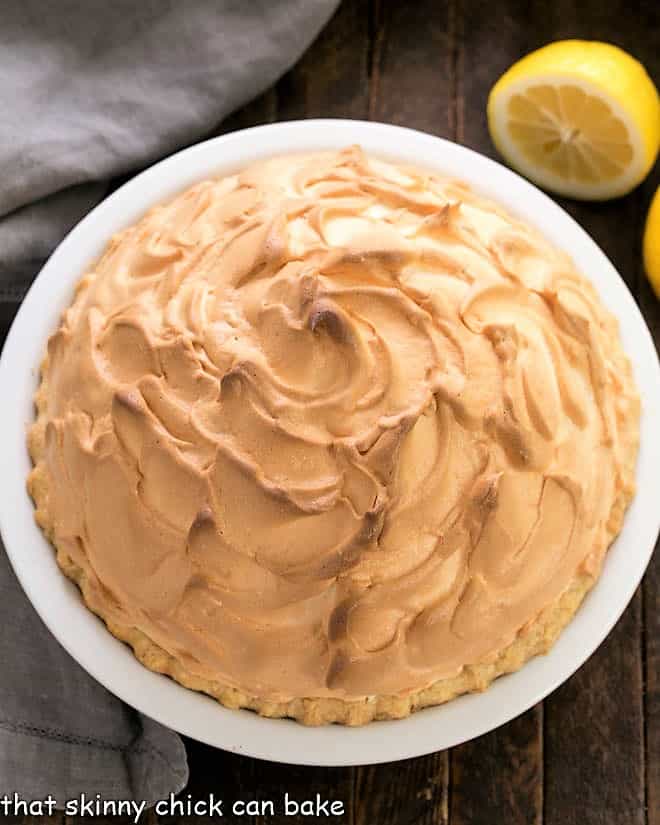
[{"left": 38, "top": 146, "right": 636, "bottom": 700}]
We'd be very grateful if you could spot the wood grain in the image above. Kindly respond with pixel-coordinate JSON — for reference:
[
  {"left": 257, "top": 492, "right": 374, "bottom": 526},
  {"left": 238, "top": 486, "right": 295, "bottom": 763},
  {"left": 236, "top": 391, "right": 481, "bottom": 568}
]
[
  {"left": 156, "top": 745, "right": 258, "bottom": 825},
  {"left": 368, "top": 0, "right": 455, "bottom": 136},
  {"left": 218, "top": 88, "right": 278, "bottom": 136},
  {"left": 458, "top": 0, "right": 533, "bottom": 160},
  {"left": 275, "top": 0, "right": 371, "bottom": 121},
  {"left": 450, "top": 708, "right": 543, "bottom": 825},
  {"left": 645, "top": 548, "right": 660, "bottom": 825},
  {"left": 248, "top": 763, "right": 353, "bottom": 825},
  {"left": 544, "top": 591, "right": 645, "bottom": 825},
  {"left": 0, "top": 301, "right": 18, "bottom": 349},
  {"left": 636, "top": 171, "right": 660, "bottom": 825},
  {"left": 355, "top": 753, "right": 448, "bottom": 825}
]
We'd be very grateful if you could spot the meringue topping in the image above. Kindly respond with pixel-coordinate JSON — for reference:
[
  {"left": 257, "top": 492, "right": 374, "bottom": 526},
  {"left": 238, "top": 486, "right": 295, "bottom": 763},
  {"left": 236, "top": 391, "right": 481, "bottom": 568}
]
[{"left": 35, "top": 147, "right": 638, "bottom": 700}]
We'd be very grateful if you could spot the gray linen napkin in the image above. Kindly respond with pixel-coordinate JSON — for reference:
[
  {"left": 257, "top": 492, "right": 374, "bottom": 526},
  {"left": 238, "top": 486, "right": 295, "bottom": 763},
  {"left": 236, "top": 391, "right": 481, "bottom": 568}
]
[
  {"left": 0, "top": 0, "right": 338, "bottom": 803},
  {"left": 0, "top": 542, "right": 188, "bottom": 805},
  {"left": 0, "top": 0, "right": 339, "bottom": 302}
]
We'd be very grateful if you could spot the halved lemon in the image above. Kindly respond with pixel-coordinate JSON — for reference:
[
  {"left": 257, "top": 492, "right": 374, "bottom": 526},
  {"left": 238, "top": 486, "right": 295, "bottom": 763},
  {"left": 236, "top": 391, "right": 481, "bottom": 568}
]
[
  {"left": 643, "top": 186, "right": 660, "bottom": 298},
  {"left": 487, "top": 41, "right": 660, "bottom": 200}
]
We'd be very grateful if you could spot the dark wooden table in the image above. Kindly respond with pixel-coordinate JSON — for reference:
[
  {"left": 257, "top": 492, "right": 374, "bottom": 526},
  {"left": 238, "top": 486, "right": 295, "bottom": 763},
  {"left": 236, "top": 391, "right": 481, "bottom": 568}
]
[{"left": 2, "top": 1, "right": 658, "bottom": 823}]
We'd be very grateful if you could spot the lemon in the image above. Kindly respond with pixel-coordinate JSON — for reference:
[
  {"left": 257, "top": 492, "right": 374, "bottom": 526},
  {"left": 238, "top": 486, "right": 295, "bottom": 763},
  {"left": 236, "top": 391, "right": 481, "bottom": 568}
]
[
  {"left": 487, "top": 40, "right": 660, "bottom": 200},
  {"left": 644, "top": 186, "right": 660, "bottom": 298}
]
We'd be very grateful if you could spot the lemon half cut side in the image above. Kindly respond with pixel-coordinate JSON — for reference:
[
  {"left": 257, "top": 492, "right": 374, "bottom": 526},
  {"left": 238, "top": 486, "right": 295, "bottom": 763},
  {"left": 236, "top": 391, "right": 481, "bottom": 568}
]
[{"left": 487, "top": 41, "right": 660, "bottom": 200}]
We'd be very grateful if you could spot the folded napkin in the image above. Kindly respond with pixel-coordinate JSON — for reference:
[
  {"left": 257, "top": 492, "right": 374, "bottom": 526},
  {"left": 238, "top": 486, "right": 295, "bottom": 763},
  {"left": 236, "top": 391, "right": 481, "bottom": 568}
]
[
  {"left": 0, "top": 0, "right": 338, "bottom": 803},
  {"left": 0, "top": 543, "right": 188, "bottom": 805},
  {"left": 0, "top": 0, "right": 338, "bottom": 302}
]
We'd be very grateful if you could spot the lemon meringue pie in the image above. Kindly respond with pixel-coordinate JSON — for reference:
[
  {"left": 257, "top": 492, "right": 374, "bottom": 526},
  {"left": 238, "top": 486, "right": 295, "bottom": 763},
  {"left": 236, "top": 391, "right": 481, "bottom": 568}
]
[{"left": 29, "top": 147, "right": 639, "bottom": 725}]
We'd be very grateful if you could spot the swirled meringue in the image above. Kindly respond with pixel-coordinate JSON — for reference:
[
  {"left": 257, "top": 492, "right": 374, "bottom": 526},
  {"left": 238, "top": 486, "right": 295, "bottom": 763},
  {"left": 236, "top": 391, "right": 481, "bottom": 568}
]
[{"left": 29, "top": 146, "right": 638, "bottom": 710}]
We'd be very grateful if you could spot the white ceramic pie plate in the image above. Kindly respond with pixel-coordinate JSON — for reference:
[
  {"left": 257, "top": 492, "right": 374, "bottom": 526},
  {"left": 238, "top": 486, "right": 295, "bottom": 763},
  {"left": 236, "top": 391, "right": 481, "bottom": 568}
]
[{"left": 1, "top": 120, "right": 658, "bottom": 766}]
